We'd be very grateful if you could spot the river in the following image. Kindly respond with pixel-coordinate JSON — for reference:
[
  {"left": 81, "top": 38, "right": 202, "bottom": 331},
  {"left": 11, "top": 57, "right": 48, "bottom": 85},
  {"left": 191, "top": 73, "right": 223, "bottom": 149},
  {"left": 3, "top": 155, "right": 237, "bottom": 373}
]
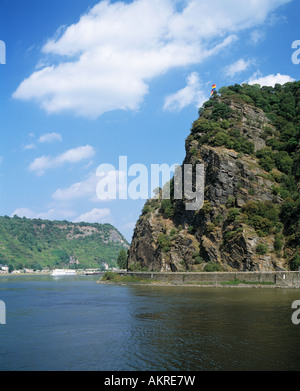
[{"left": 0, "top": 275, "right": 299, "bottom": 371}]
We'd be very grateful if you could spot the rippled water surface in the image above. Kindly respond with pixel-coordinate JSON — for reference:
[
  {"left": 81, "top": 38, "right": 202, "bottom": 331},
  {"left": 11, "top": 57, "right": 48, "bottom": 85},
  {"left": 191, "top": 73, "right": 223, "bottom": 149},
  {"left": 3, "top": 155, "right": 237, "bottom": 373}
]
[{"left": 0, "top": 275, "right": 300, "bottom": 371}]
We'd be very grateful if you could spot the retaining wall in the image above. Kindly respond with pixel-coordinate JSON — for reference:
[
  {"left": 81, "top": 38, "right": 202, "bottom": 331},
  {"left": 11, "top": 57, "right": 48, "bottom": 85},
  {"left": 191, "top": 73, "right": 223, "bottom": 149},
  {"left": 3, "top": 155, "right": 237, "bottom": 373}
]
[{"left": 122, "top": 271, "right": 300, "bottom": 287}]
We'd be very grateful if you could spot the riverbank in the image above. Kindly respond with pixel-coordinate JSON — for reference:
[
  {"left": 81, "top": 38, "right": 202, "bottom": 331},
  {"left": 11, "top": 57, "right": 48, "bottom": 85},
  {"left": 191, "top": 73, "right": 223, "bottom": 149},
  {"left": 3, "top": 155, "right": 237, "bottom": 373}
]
[
  {"left": 98, "top": 271, "right": 300, "bottom": 288},
  {"left": 0, "top": 270, "right": 105, "bottom": 277}
]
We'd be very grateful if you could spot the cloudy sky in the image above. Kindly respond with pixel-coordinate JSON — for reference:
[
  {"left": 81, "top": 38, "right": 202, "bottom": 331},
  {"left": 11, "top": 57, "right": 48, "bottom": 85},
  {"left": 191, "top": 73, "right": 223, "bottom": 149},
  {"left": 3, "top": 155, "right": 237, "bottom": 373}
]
[{"left": 0, "top": 0, "right": 299, "bottom": 241}]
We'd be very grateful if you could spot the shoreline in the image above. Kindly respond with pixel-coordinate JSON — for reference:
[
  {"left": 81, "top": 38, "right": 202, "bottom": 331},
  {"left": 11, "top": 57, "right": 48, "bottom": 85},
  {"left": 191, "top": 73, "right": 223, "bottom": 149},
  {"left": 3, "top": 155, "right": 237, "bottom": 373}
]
[
  {"left": 98, "top": 270, "right": 300, "bottom": 289},
  {"left": 97, "top": 280, "right": 296, "bottom": 289}
]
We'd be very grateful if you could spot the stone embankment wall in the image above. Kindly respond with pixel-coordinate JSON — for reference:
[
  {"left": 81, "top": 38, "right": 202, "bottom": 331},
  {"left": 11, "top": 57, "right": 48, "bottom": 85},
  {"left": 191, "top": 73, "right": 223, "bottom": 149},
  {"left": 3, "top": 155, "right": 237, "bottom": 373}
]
[{"left": 120, "top": 271, "right": 300, "bottom": 287}]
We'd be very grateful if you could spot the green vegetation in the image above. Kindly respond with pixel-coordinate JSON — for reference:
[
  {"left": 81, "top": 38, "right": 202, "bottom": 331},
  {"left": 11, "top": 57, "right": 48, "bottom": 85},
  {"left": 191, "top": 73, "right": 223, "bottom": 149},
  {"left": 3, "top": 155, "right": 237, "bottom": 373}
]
[
  {"left": 192, "top": 252, "right": 204, "bottom": 265},
  {"left": 221, "top": 279, "right": 275, "bottom": 286},
  {"left": 191, "top": 81, "right": 300, "bottom": 268},
  {"left": 100, "top": 272, "right": 160, "bottom": 284},
  {"left": 100, "top": 273, "right": 275, "bottom": 287},
  {"left": 157, "top": 233, "right": 172, "bottom": 253},
  {"left": 160, "top": 199, "right": 175, "bottom": 219},
  {"left": 135, "top": 82, "right": 299, "bottom": 271},
  {"left": 290, "top": 254, "right": 300, "bottom": 271},
  {"left": 241, "top": 201, "right": 280, "bottom": 237},
  {"left": 256, "top": 243, "right": 268, "bottom": 255},
  {"left": 201, "top": 200, "right": 212, "bottom": 214},
  {"left": 117, "top": 249, "right": 128, "bottom": 269},
  {"left": 191, "top": 99, "right": 255, "bottom": 155},
  {"left": 0, "top": 216, "right": 128, "bottom": 270},
  {"left": 274, "top": 234, "right": 283, "bottom": 251},
  {"left": 203, "top": 261, "right": 222, "bottom": 272}
]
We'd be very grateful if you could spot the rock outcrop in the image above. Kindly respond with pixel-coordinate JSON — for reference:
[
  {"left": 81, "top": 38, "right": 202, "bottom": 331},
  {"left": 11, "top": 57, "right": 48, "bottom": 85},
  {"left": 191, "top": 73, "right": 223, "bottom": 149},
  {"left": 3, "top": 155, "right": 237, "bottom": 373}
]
[{"left": 128, "top": 90, "right": 298, "bottom": 272}]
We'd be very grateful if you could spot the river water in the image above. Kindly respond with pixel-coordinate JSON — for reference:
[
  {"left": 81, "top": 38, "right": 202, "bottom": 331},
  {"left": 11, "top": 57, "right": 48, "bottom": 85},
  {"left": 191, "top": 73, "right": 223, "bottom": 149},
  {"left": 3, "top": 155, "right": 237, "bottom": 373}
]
[{"left": 0, "top": 275, "right": 299, "bottom": 371}]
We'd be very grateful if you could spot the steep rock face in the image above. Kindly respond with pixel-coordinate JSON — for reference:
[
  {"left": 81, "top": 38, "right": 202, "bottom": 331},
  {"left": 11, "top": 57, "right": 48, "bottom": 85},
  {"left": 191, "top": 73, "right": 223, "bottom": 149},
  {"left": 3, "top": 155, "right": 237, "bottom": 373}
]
[{"left": 128, "top": 96, "right": 293, "bottom": 272}]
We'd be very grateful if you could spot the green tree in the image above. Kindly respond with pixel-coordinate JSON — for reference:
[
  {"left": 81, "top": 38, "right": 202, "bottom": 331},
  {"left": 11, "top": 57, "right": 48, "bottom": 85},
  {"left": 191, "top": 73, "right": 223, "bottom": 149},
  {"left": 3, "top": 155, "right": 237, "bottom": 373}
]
[
  {"left": 117, "top": 249, "right": 128, "bottom": 269},
  {"left": 8, "top": 264, "right": 14, "bottom": 273}
]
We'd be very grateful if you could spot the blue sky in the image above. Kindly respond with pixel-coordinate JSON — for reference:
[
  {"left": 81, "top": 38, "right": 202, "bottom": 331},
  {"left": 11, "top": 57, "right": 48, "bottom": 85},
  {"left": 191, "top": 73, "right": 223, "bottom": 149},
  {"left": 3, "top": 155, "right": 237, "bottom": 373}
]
[{"left": 0, "top": 0, "right": 299, "bottom": 242}]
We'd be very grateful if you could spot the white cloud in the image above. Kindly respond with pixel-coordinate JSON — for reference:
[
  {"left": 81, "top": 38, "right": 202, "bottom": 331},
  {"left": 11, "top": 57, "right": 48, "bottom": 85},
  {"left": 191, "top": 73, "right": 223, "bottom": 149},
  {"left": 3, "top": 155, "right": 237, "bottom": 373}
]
[
  {"left": 247, "top": 72, "right": 295, "bottom": 87},
  {"left": 38, "top": 132, "right": 62, "bottom": 143},
  {"left": 29, "top": 145, "right": 95, "bottom": 175},
  {"left": 224, "top": 59, "right": 252, "bottom": 77},
  {"left": 52, "top": 171, "right": 99, "bottom": 202},
  {"left": 23, "top": 143, "right": 36, "bottom": 150},
  {"left": 13, "top": 0, "right": 291, "bottom": 118},
  {"left": 249, "top": 29, "right": 266, "bottom": 45},
  {"left": 163, "top": 72, "right": 208, "bottom": 111},
  {"left": 73, "top": 208, "right": 111, "bottom": 223},
  {"left": 52, "top": 169, "right": 127, "bottom": 202}
]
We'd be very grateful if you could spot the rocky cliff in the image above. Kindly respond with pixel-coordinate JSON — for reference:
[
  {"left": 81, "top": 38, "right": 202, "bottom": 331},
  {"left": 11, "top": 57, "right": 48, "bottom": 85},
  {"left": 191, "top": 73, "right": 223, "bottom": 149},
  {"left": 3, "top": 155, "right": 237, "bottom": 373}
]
[{"left": 128, "top": 83, "right": 300, "bottom": 272}]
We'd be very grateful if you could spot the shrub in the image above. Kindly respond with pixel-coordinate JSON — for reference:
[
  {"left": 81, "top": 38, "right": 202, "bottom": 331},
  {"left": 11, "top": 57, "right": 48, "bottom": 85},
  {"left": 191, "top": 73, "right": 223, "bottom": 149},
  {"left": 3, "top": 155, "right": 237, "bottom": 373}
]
[
  {"left": 204, "top": 261, "right": 222, "bottom": 272},
  {"left": 101, "top": 271, "right": 116, "bottom": 281},
  {"left": 211, "top": 102, "right": 232, "bottom": 120},
  {"left": 193, "top": 256, "right": 204, "bottom": 265},
  {"left": 192, "top": 252, "right": 204, "bottom": 265},
  {"left": 170, "top": 228, "right": 177, "bottom": 236},
  {"left": 202, "top": 201, "right": 212, "bottom": 214},
  {"left": 256, "top": 244, "right": 268, "bottom": 255},
  {"left": 157, "top": 234, "right": 172, "bottom": 253},
  {"left": 188, "top": 226, "right": 195, "bottom": 234},
  {"left": 206, "top": 222, "right": 215, "bottom": 233},
  {"left": 274, "top": 235, "right": 283, "bottom": 251},
  {"left": 226, "top": 196, "right": 236, "bottom": 208},
  {"left": 274, "top": 151, "right": 293, "bottom": 175},
  {"left": 227, "top": 208, "right": 240, "bottom": 223},
  {"left": 160, "top": 199, "right": 175, "bottom": 219},
  {"left": 213, "top": 214, "right": 224, "bottom": 226},
  {"left": 242, "top": 201, "right": 280, "bottom": 236},
  {"left": 142, "top": 204, "right": 151, "bottom": 215},
  {"left": 290, "top": 254, "right": 300, "bottom": 271},
  {"left": 256, "top": 148, "right": 276, "bottom": 172}
]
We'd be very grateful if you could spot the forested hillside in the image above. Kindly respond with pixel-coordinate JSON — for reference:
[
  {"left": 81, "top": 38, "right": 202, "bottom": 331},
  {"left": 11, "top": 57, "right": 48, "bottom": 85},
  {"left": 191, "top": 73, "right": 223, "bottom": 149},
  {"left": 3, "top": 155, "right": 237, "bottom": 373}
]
[{"left": 0, "top": 216, "right": 129, "bottom": 271}]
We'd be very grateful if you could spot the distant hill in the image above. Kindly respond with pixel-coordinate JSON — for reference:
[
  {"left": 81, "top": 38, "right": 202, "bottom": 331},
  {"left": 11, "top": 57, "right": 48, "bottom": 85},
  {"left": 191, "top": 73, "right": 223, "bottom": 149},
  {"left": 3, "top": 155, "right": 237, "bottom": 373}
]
[{"left": 0, "top": 216, "right": 129, "bottom": 270}]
